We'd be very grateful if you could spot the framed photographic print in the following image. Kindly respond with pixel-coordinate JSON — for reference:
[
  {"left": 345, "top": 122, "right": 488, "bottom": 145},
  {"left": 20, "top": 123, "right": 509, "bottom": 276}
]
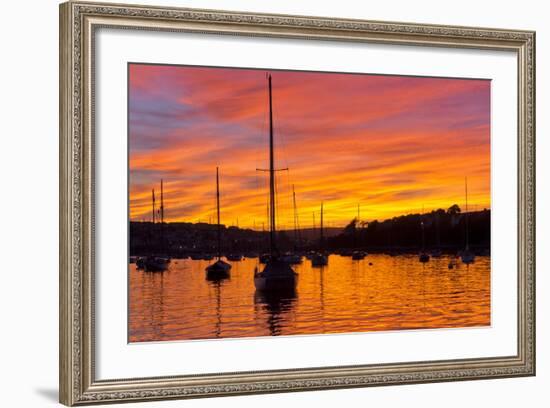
[{"left": 59, "top": 1, "right": 536, "bottom": 405}]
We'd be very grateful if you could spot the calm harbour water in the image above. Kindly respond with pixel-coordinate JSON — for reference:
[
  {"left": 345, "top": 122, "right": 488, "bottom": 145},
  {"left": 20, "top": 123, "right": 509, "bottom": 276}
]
[{"left": 129, "top": 254, "right": 490, "bottom": 342}]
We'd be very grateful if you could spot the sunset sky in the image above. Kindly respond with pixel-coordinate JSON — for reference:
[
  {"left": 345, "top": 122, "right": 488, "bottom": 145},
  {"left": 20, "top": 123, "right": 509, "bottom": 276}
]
[{"left": 129, "top": 64, "right": 491, "bottom": 230}]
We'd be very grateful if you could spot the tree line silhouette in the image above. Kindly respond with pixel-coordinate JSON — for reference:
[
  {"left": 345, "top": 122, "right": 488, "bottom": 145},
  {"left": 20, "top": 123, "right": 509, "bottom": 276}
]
[
  {"left": 130, "top": 204, "right": 490, "bottom": 257},
  {"left": 326, "top": 205, "right": 489, "bottom": 252}
]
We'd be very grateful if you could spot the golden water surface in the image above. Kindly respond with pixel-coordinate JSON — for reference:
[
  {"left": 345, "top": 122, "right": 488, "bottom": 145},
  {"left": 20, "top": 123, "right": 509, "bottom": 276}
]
[{"left": 129, "top": 254, "right": 490, "bottom": 342}]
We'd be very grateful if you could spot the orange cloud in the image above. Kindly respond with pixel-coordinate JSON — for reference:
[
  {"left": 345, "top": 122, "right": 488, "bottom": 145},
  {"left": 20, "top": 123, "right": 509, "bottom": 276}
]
[{"left": 129, "top": 64, "right": 490, "bottom": 228}]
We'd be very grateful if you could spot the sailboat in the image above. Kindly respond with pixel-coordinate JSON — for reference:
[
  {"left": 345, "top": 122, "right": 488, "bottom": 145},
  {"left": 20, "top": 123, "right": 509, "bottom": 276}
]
[
  {"left": 461, "top": 177, "right": 476, "bottom": 264},
  {"left": 311, "top": 203, "right": 329, "bottom": 267},
  {"left": 418, "top": 208, "right": 430, "bottom": 263},
  {"left": 206, "top": 167, "right": 232, "bottom": 279},
  {"left": 254, "top": 74, "right": 298, "bottom": 291},
  {"left": 139, "top": 182, "right": 170, "bottom": 272}
]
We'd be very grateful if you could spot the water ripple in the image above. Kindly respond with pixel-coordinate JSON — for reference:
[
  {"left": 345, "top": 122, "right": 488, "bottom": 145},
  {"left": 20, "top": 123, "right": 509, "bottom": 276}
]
[{"left": 129, "top": 254, "right": 490, "bottom": 342}]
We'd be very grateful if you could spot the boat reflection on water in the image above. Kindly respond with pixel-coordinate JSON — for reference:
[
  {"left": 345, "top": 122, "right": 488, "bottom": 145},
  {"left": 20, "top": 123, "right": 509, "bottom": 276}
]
[
  {"left": 207, "top": 278, "right": 228, "bottom": 338},
  {"left": 129, "top": 254, "right": 491, "bottom": 342},
  {"left": 254, "top": 288, "right": 297, "bottom": 336}
]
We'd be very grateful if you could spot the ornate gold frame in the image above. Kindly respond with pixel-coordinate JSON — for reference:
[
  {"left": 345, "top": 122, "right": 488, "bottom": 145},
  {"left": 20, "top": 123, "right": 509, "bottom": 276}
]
[{"left": 59, "top": 1, "right": 536, "bottom": 405}]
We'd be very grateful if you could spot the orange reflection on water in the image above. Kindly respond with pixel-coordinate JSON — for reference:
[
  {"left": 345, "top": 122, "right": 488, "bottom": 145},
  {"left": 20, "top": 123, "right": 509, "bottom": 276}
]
[{"left": 128, "top": 254, "right": 490, "bottom": 342}]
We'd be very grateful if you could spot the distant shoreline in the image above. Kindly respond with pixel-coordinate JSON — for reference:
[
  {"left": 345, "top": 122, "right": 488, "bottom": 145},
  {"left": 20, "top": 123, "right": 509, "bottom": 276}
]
[{"left": 129, "top": 207, "right": 490, "bottom": 257}]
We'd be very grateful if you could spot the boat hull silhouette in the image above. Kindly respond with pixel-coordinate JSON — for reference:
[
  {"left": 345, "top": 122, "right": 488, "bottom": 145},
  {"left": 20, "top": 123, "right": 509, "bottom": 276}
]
[
  {"left": 351, "top": 251, "right": 367, "bottom": 260},
  {"left": 137, "top": 256, "right": 170, "bottom": 272},
  {"left": 254, "top": 258, "right": 298, "bottom": 291},
  {"left": 206, "top": 259, "right": 232, "bottom": 280},
  {"left": 460, "top": 250, "right": 475, "bottom": 264},
  {"left": 418, "top": 253, "right": 430, "bottom": 263},
  {"left": 311, "top": 253, "right": 328, "bottom": 267},
  {"left": 281, "top": 253, "right": 302, "bottom": 264},
  {"left": 226, "top": 254, "right": 243, "bottom": 262}
]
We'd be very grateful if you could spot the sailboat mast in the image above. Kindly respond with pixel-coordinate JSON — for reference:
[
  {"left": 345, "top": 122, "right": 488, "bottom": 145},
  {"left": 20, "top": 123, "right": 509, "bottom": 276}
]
[
  {"left": 216, "top": 167, "right": 221, "bottom": 259},
  {"left": 465, "top": 176, "right": 469, "bottom": 250},
  {"left": 160, "top": 179, "right": 164, "bottom": 250},
  {"left": 320, "top": 203, "right": 324, "bottom": 250},
  {"left": 152, "top": 189, "right": 156, "bottom": 224},
  {"left": 355, "top": 203, "right": 360, "bottom": 248},
  {"left": 268, "top": 74, "right": 277, "bottom": 255},
  {"left": 292, "top": 185, "right": 298, "bottom": 245},
  {"left": 421, "top": 221, "right": 425, "bottom": 251},
  {"left": 436, "top": 212, "right": 441, "bottom": 247},
  {"left": 160, "top": 179, "right": 164, "bottom": 224},
  {"left": 389, "top": 218, "right": 394, "bottom": 249},
  {"left": 421, "top": 206, "right": 425, "bottom": 251}
]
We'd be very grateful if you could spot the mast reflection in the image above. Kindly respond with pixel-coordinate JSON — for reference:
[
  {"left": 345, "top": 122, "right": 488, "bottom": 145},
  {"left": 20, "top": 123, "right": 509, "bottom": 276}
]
[
  {"left": 254, "top": 288, "right": 297, "bottom": 336},
  {"left": 207, "top": 275, "right": 229, "bottom": 338}
]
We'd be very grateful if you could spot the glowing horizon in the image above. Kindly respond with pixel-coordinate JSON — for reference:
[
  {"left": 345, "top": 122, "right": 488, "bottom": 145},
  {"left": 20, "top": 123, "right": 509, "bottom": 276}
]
[{"left": 129, "top": 64, "right": 491, "bottom": 229}]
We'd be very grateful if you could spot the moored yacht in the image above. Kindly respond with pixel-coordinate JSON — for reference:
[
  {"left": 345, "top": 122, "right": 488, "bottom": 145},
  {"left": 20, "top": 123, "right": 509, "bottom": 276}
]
[
  {"left": 254, "top": 74, "right": 298, "bottom": 291},
  {"left": 206, "top": 167, "right": 232, "bottom": 279}
]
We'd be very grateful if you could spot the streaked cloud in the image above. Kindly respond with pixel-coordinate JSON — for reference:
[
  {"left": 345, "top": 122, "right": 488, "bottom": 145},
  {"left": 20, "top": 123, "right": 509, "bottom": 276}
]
[{"left": 129, "top": 64, "right": 490, "bottom": 228}]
